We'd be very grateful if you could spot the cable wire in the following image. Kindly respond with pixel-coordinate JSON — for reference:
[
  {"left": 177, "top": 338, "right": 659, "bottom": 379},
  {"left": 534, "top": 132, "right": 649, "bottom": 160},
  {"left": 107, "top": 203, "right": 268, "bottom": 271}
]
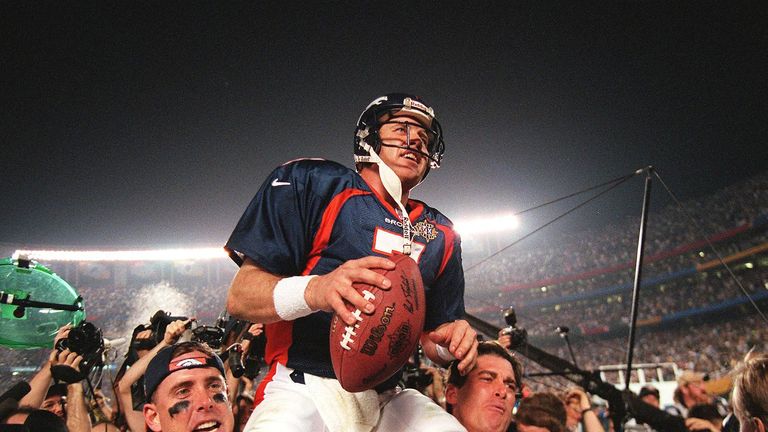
[
  {"left": 463, "top": 170, "right": 646, "bottom": 358},
  {"left": 464, "top": 170, "right": 639, "bottom": 274}
]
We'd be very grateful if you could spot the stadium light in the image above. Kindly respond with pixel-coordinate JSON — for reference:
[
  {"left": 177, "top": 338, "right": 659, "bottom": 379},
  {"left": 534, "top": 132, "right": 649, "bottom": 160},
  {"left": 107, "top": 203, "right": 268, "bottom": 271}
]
[
  {"left": 453, "top": 213, "right": 520, "bottom": 237},
  {"left": 12, "top": 248, "right": 229, "bottom": 262}
]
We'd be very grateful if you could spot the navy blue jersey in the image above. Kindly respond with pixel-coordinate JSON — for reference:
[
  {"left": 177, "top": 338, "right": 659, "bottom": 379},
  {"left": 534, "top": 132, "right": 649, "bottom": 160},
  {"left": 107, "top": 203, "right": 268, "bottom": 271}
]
[{"left": 225, "top": 159, "right": 465, "bottom": 381}]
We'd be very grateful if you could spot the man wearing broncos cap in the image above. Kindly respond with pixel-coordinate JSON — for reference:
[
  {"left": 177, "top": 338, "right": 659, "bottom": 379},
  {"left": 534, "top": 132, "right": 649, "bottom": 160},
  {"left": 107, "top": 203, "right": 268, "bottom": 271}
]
[
  {"left": 143, "top": 341, "right": 234, "bottom": 432},
  {"left": 225, "top": 93, "right": 476, "bottom": 431}
]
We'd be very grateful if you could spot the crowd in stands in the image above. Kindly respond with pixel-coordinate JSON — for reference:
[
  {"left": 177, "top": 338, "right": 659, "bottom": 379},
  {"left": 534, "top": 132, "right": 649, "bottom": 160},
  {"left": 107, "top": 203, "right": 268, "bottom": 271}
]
[
  {"left": 499, "top": 264, "right": 768, "bottom": 339},
  {"left": 464, "top": 171, "right": 768, "bottom": 295},
  {"left": 464, "top": 172, "right": 768, "bottom": 356}
]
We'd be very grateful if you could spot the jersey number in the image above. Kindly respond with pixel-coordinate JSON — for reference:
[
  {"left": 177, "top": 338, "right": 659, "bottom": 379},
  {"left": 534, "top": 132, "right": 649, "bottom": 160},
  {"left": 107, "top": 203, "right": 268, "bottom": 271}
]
[{"left": 372, "top": 227, "right": 425, "bottom": 262}]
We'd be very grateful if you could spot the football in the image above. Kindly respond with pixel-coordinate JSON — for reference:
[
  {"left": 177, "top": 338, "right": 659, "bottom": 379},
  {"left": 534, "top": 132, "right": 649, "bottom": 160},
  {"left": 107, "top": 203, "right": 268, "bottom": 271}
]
[{"left": 329, "top": 254, "right": 426, "bottom": 392}]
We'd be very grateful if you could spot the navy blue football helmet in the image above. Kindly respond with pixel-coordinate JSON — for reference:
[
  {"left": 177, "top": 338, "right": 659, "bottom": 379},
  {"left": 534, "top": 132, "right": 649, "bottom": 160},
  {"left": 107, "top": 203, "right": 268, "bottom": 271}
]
[{"left": 354, "top": 93, "right": 445, "bottom": 178}]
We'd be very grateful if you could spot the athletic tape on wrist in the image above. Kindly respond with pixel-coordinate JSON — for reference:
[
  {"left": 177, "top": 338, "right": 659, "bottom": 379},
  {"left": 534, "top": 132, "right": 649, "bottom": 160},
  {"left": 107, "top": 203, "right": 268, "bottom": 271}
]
[
  {"left": 435, "top": 344, "right": 456, "bottom": 361},
  {"left": 273, "top": 276, "right": 317, "bottom": 321}
]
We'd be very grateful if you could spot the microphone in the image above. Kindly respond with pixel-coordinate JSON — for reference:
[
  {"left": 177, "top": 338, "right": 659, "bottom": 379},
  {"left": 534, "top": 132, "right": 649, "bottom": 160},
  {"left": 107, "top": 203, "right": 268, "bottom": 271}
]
[
  {"left": 0, "top": 381, "right": 31, "bottom": 419},
  {"left": 555, "top": 326, "right": 570, "bottom": 334}
]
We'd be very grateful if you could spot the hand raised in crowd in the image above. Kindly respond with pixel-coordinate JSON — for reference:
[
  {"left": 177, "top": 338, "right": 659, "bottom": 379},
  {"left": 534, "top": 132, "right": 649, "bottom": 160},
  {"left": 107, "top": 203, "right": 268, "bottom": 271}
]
[
  {"left": 240, "top": 323, "right": 264, "bottom": 354},
  {"left": 566, "top": 387, "right": 592, "bottom": 411},
  {"left": 425, "top": 319, "right": 478, "bottom": 374},
  {"left": 248, "top": 323, "right": 264, "bottom": 337},
  {"left": 304, "top": 256, "right": 395, "bottom": 325},
  {"left": 497, "top": 328, "right": 512, "bottom": 350},
  {"left": 53, "top": 323, "right": 73, "bottom": 348},
  {"left": 163, "top": 318, "right": 194, "bottom": 345},
  {"left": 50, "top": 347, "right": 83, "bottom": 372}
]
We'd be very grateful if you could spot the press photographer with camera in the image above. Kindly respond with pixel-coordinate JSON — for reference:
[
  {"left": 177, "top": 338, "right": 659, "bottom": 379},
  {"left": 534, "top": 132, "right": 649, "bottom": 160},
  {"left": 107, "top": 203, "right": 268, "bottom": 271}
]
[
  {"left": 16, "top": 323, "right": 93, "bottom": 432},
  {"left": 115, "top": 317, "right": 192, "bottom": 432}
]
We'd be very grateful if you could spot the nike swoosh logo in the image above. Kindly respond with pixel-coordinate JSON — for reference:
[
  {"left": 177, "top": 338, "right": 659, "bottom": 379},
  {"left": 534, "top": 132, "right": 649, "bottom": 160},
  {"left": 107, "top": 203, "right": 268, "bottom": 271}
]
[{"left": 271, "top": 178, "right": 291, "bottom": 187}]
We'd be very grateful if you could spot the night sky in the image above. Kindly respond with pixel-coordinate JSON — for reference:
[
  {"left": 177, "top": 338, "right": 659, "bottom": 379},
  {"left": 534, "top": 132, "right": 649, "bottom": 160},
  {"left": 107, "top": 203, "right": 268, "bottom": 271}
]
[{"left": 3, "top": 2, "right": 767, "bottom": 250}]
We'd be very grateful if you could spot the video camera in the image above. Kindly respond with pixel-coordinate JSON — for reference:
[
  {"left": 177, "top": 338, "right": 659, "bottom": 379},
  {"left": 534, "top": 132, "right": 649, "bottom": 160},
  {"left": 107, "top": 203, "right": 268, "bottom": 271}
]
[
  {"left": 191, "top": 313, "right": 227, "bottom": 353},
  {"left": 52, "top": 321, "right": 105, "bottom": 383}
]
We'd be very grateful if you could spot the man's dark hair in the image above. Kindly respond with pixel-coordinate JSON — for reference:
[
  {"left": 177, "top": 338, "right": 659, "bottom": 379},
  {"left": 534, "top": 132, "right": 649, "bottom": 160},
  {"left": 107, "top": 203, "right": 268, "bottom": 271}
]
[
  {"left": 515, "top": 392, "right": 568, "bottom": 432},
  {"left": 447, "top": 341, "right": 522, "bottom": 389},
  {"left": 639, "top": 385, "right": 660, "bottom": 400},
  {"left": 45, "top": 384, "right": 68, "bottom": 399}
]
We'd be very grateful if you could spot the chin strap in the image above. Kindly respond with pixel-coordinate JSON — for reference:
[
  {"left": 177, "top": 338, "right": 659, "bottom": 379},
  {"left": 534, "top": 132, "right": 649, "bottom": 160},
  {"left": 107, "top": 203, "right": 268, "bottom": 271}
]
[{"left": 356, "top": 131, "right": 412, "bottom": 255}]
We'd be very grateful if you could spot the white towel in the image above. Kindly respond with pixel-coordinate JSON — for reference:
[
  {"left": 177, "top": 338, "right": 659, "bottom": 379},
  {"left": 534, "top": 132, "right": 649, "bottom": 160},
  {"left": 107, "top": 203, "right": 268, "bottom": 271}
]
[{"left": 304, "top": 372, "right": 380, "bottom": 432}]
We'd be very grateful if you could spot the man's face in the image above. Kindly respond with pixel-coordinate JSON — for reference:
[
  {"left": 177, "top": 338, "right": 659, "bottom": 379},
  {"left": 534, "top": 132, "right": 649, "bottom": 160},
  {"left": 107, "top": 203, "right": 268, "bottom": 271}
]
[
  {"left": 565, "top": 396, "right": 582, "bottom": 422},
  {"left": 683, "top": 380, "right": 712, "bottom": 405},
  {"left": 446, "top": 354, "right": 518, "bottom": 432},
  {"left": 41, "top": 394, "right": 66, "bottom": 418},
  {"left": 376, "top": 115, "right": 431, "bottom": 191},
  {"left": 143, "top": 361, "right": 234, "bottom": 432}
]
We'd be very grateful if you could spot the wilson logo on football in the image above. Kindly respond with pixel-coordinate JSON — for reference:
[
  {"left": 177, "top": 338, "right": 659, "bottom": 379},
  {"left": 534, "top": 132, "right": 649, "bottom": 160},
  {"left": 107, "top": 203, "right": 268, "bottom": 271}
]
[{"left": 361, "top": 303, "right": 396, "bottom": 356}]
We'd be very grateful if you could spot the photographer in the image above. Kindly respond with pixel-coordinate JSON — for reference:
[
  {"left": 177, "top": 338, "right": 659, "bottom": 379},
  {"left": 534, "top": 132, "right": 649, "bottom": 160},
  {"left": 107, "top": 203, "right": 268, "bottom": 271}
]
[
  {"left": 17, "top": 323, "right": 92, "bottom": 432},
  {"left": 115, "top": 317, "right": 191, "bottom": 432}
]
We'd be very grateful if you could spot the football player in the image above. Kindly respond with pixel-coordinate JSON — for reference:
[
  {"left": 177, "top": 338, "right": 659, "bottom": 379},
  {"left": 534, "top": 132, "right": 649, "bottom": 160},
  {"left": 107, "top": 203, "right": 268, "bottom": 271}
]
[{"left": 225, "top": 93, "right": 477, "bottom": 431}]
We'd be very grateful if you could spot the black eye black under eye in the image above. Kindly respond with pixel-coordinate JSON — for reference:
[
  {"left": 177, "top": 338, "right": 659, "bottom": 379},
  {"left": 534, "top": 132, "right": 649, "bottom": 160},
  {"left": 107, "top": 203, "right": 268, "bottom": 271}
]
[{"left": 168, "top": 401, "right": 190, "bottom": 417}]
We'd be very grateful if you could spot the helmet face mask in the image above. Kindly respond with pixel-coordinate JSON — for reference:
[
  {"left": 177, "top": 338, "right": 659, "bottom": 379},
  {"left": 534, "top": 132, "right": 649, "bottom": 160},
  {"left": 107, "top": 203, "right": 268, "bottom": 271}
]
[{"left": 354, "top": 93, "right": 445, "bottom": 178}]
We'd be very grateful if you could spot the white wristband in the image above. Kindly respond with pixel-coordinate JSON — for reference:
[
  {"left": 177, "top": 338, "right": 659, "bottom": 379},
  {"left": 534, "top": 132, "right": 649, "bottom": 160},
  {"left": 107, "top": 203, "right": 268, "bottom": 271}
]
[
  {"left": 273, "top": 275, "right": 317, "bottom": 321},
  {"left": 435, "top": 344, "right": 456, "bottom": 361}
]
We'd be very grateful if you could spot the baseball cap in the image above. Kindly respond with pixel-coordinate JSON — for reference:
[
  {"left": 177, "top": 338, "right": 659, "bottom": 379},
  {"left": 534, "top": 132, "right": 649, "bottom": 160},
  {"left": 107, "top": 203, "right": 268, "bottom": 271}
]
[
  {"left": 677, "top": 370, "right": 707, "bottom": 386},
  {"left": 144, "top": 345, "right": 226, "bottom": 400}
]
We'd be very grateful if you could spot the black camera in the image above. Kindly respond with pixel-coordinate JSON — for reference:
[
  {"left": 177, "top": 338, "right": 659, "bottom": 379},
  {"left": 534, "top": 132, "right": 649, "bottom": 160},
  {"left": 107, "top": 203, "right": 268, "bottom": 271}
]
[
  {"left": 191, "top": 312, "right": 231, "bottom": 353},
  {"left": 130, "top": 310, "right": 188, "bottom": 352},
  {"left": 52, "top": 321, "right": 105, "bottom": 383},
  {"left": 149, "top": 310, "right": 188, "bottom": 344},
  {"left": 192, "top": 325, "right": 225, "bottom": 352},
  {"left": 500, "top": 307, "right": 528, "bottom": 349}
]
